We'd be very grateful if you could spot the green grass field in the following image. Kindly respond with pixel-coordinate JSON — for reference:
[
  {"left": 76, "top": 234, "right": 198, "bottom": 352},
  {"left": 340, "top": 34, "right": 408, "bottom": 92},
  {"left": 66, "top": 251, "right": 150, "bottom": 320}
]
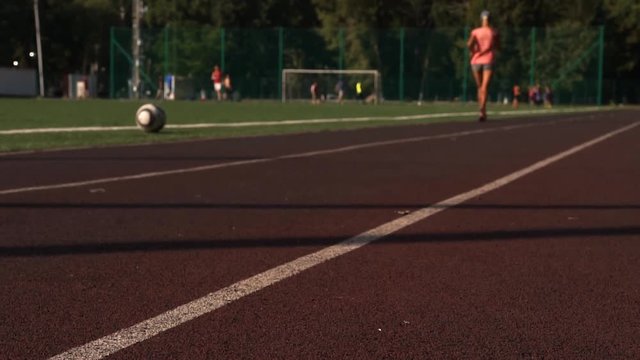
[{"left": 0, "top": 98, "right": 605, "bottom": 153}]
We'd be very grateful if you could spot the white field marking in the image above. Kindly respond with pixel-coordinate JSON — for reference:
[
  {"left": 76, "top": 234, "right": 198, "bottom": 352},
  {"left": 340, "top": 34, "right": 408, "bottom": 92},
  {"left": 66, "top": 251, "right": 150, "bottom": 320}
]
[
  {"left": 49, "top": 121, "right": 639, "bottom": 360},
  {"left": 0, "top": 107, "right": 600, "bottom": 135},
  {"left": 164, "top": 107, "right": 599, "bottom": 129},
  {"left": 0, "top": 118, "right": 586, "bottom": 196},
  {"left": 0, "top": 125, "right": 137, "bottom": 135}
]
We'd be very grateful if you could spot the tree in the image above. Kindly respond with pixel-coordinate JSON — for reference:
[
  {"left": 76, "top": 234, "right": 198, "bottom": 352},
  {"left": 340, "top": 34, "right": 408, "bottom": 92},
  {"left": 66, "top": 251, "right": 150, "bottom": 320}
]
[
  {"left": 3, "top": 0, "right": 638, "bottom": 102},
  {"left": 0, "top": 1, "right": 34, "bottom": 69},
  {"left": 603, "top": 0, "right": 640, "bottom": 73}
]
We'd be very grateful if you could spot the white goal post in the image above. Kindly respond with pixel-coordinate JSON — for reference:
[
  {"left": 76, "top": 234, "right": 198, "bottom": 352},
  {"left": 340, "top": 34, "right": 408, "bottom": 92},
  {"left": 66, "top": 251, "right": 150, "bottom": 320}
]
[{"left": 282, "top": 69, "right": 381, "bottom": 104}]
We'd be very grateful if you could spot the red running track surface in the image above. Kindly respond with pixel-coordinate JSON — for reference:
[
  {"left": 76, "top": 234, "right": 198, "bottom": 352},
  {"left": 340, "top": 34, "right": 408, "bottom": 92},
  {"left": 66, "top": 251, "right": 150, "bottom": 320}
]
[{"left": 1, "top": 110, "right": 639, "bottom": 359}]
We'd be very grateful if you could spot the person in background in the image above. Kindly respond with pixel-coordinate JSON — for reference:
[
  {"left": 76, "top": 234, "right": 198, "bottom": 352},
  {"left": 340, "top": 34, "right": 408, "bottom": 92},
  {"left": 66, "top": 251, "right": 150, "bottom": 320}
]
[
  {"left": 223, "top": 74, "right": 232, "bottom": 100},
  {"left": 544, "top": 85, "right": 554, "bottom": 108},
  {"left": 467, "top": 10, "right": 499, "bottom": 122},
  {"left": 335, "top": 79, "right": 345, "bottom": 104},
  {"left": 355, "top": 81, "right": 364, "bottom": 103},
  {"left": 155, "top": 75, "right": 164, "bottom": 99},
  {"left": 512, "top": 83, "right": 521, "bottom": 109},
  {"left": 211, "top": 65, "right": 222, "bottom": 100},
  {"left": 528, "top": 84, "right": 539, "bottom": 105},
  {"left": 533, "top": 83, "right": 543, "bottom": 106},
  {"left": 310, "top": 80, "right": 319, "bottom": 104}
]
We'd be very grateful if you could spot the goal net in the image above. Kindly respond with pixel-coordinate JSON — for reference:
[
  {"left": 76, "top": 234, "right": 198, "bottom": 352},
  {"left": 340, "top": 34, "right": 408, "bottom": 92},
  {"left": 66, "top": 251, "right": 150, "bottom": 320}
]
[{"left": 282, "top": 69, "right": 381, "bottom": 104}]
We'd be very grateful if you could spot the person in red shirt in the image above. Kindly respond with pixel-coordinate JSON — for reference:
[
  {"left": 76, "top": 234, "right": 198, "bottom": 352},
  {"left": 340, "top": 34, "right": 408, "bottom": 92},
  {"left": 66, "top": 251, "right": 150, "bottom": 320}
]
[
  {"left": 211, "top": 65, "right": 222, "bottom": 100},
  {"left": 467, "top": 10, "right": 499, "bottom": 122}
]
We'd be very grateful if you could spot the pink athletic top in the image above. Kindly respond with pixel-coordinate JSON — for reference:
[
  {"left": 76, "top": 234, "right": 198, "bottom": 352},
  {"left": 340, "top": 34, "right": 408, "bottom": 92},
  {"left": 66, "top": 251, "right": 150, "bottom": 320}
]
[{"left": 470, "top": 27, "right": 497, "bottom": 65}]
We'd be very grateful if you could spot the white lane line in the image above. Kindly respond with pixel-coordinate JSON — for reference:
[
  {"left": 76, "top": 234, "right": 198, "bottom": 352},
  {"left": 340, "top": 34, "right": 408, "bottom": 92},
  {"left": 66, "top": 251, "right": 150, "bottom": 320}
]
[
  {"left": 49, "top": 121, "right": 639, "bottom": 360},
  {"left": 0, "top": 107, "right": 599, "bottom": 135},
  {"left": 167, "top": 107, "right": 597, "bottom": 129},
  {"left": 0, "top": 119, "right": 577, "bottom": 196}
]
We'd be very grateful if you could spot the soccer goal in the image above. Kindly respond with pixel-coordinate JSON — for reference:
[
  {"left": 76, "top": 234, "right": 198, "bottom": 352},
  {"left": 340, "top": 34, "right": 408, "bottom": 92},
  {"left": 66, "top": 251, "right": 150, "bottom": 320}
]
[{"left": 282, "top": 69, "right": 381, "bottom": 104}]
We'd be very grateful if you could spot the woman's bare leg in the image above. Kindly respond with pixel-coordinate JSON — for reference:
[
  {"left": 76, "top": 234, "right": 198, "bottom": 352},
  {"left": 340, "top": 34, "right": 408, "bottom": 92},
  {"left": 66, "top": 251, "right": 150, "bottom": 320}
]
[
  {"left": 479, "top": 69, "right": 493, "bottom": 119},
  {"left": 472, "top": 69, "right": 482, "bottom": 99},
  {"left": 471, "top": 69, "right": 484, "bottom": 118}
]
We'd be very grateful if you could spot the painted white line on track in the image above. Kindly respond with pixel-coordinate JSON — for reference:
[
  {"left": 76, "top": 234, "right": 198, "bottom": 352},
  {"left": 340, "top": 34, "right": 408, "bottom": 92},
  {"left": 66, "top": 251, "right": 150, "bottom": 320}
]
[
  {"left": 0, "top": 118, "right": 583, "bottom": 196},
  {"left": 49, "top": 121, "right": 639, "bottom": 360},
  {"left": 0, "top": 107, "right": 600, "bottom": 135}
]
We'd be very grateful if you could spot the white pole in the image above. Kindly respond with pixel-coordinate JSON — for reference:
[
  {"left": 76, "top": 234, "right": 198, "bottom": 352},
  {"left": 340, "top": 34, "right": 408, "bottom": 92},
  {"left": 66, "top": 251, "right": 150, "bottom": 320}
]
[
  {"left": 132, "top": 0, "right": 141, "bottom": 98},
  {"left": 33, "top": 0, "right": 45, "bottom": 97},
  {"left": 281, "top": 70, "right": 287, "bottom": 103}
]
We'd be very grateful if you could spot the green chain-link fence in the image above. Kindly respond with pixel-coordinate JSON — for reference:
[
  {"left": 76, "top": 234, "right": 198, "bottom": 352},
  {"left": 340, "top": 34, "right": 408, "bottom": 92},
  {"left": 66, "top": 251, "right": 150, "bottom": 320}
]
[{"left": 110, "top": 25, "right": 604, "bottom": 105}]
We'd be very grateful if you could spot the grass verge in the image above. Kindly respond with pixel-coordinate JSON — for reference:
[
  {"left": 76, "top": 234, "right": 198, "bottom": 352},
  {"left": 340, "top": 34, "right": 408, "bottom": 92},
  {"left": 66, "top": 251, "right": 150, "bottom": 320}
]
[{"left": 0, "top": 98, "right": 607, "bottom": 153}]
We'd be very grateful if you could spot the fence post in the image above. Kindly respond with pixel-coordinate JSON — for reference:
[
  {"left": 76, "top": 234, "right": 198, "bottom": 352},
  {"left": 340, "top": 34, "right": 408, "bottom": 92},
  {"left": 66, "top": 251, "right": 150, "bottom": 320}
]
[
  {"left": 399, "top": 28, "right": 405, "bottom": 101},
  {"left": 597, "top": 25, "right": 604, "bottom": 106},
  {"left": 278, "top": 27, "right": 284, "bottom": 100},
  {"left": 172, "top": 26, "right": 176, "bottom": 75},
  {"left": 220, "top": 28, "right": 226, "bottom": 73},
  {"left": 462, "top": 26, "right": 469, "bottom": 102},
  {"left": 109, "top": 27, "right": 114, "bottom": 98},
  {"left": 163, "top": 26, "right": 169, "bottom": 78},
  {"left": 338, "top": 28, "right": 345, "bottom": 70},
  {"left": 529, "top": 27, "right": 537, "bottom": 86}
]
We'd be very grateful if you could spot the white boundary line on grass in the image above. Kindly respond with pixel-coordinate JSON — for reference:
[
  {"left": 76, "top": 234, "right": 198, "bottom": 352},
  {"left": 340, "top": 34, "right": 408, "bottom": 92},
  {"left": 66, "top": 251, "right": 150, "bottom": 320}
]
[
  {"left": 0, "top": 117, "right": 589, "bottom": 196},
  {"left": 49, "top": 121, "right": 640, "bottom": 360},
  {"left": 0, "top": 107, "right": 599, "bottom": 135}
]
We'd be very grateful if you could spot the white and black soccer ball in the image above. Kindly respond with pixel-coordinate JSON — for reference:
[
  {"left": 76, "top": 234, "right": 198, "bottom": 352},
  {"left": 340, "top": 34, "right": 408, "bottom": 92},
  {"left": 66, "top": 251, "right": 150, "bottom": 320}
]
[{"left": 135, "top": 103, "right": 166, "bottom": 133}]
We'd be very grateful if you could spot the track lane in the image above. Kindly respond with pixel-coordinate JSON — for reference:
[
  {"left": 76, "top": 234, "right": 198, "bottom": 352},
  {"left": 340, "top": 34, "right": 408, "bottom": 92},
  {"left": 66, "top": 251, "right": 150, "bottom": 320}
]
[
  {"left": 0, "top": 111, "right": 613, "bottom": 191},
  {"left": 0, "top": 111, "right": 636, "bottom": 359},
  {"left": 101, "top": 113, "right": 640, "bottom": 359}
]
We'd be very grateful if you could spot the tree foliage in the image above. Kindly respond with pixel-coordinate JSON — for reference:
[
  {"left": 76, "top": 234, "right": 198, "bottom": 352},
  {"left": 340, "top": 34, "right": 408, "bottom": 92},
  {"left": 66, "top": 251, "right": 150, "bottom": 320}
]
[
  {"left": 602, "top": 0, "right": 640, "bottom": 74},
  {"left": 3, "top": 0, "right": 638, "bottom": 100}
]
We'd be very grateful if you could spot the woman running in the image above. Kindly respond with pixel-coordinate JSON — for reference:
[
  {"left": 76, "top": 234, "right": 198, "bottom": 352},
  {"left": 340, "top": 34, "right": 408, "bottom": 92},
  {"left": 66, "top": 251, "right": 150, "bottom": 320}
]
[{"left": 467, "top": 10, "right": 499, "bottom": 122}]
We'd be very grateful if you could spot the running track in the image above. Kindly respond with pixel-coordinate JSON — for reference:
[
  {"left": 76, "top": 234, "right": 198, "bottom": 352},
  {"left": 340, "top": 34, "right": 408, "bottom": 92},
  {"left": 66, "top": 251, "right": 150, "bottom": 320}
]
[{"left": 1, "top": 110, "right": 639, "bottom": 359}]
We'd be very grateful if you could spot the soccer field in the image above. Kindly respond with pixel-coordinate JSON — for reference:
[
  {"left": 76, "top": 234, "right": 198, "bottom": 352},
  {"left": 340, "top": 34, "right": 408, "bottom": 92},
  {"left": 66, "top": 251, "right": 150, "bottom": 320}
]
[{"left": 0, "top": 98, "right": 603, "bottom": 153}]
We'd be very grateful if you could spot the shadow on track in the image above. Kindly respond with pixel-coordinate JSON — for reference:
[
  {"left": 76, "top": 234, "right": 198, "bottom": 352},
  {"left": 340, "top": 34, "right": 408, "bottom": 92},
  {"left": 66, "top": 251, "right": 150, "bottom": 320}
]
[
  {"left": 2, "top": 226, "right": 639, "bottom": 258},
  {"left": 0, "top": 156, "right": 262, "bottom": 162},
  {"left": 2, "top": 202, "right": 640, "bottom": 211}
]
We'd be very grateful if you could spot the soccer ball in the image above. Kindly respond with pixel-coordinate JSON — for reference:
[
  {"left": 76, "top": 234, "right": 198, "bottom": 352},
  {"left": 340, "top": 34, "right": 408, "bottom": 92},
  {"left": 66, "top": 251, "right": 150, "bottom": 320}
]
[{"left": 135, "top": 104, "right": 166, "bottom": 133}]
